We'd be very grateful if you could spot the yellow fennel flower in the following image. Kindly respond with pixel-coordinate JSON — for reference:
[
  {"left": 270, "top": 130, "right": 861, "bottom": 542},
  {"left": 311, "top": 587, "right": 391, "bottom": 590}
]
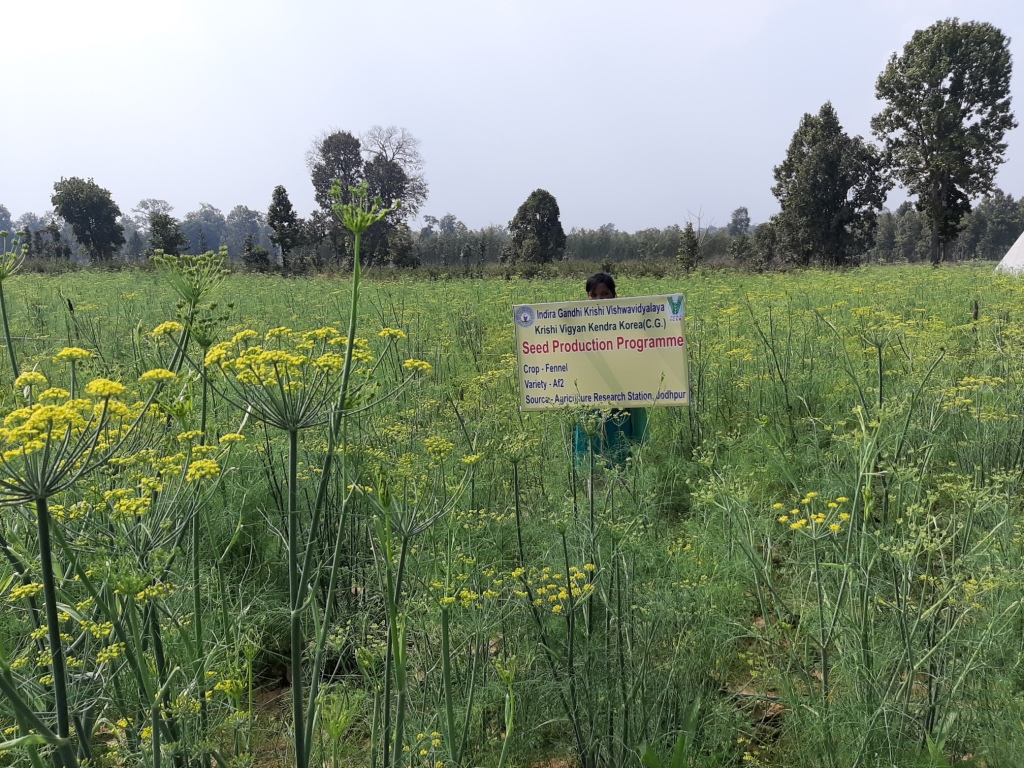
[
  {"left": 403, "top": 359, "right": 432, "bottom": 374},
  {"left": 85, "top": 379, "right": 125, "bottom": 398},
  {"left": 139, "top": 368, "right": 177, "bottom": 384},
  {"left": 53, "top": 347, "right": 94, "bottom": 362}
]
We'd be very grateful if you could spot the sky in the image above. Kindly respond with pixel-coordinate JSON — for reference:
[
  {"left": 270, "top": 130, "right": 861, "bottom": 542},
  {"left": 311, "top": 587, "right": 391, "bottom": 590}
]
[{"left": 5, "top": 0, "right": 1024, "bottom": 233}]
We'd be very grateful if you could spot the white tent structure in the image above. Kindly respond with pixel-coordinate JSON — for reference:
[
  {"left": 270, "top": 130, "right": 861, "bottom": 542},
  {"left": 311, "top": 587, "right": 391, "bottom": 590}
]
[{"left": 995, "top": 230, "right": 1024, "bottom": 274}]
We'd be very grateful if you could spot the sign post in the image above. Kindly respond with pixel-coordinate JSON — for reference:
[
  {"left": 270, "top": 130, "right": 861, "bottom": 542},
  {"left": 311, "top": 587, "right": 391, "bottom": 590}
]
[{"left": 513, "top": 294, "right": 690, "bottom": 412}]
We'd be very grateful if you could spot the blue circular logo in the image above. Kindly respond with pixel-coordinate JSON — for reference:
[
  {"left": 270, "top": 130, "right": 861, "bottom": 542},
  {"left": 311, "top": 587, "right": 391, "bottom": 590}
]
[{"left": 515, "top": 306, "right": 536, "bottom": 328}]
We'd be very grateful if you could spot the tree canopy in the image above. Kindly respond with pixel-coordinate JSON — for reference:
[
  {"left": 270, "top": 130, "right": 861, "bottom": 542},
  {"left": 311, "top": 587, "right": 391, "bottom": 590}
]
[
  {"left": 872, "top": 18, "right": 1017, "bottom": 264},
  {"left": 727, "top": 207, "right": 751, "bottom": 237},
  {"left": 304, "top": 126, "right": 428, "bottom": 266},
  {"left": 307, "top": 126, "right": 427, "bottom": 218},
  {"left": 772, "top": 102, "right": 889, "bottom": 267},
  {"left": 308, "top": 131, "right": 364, "bottom": 211},
  {"left": 146, "top": 212, "right": 188, "bottom": 257},
  {"left": 51, "top": 177, "right": 125, "bottom": 261},
  {"left": 181, "top": 204, "right": 226, "bottom": 253},
  {"left": 507, "top": 189, "right": 566, "bottom": 264},
  {"left": 267, "top": 185, "right": 304, "bottom": 271}
]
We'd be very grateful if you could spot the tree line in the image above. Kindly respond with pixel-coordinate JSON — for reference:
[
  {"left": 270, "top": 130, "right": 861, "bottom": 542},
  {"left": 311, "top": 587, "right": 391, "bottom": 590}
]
[{"left": 2, "top": 18, "right": 1018, "bottom": 272}]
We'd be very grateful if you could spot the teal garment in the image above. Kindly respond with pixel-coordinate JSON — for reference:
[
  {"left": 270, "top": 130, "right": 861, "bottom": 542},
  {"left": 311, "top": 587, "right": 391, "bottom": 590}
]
[{"left": 573, "top": 408, "right": 648, "bottom": 467}]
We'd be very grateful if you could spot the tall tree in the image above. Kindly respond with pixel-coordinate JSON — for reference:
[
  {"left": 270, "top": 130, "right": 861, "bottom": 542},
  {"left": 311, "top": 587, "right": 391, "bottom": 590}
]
[
  {"left": 181, "top": 203, "right": 226, "bottom": 253},
  {"left": 51, "top": 177, "right": 125, "bottom": 261},
  {"left": 507, "top": 189, "right": 566, "bottom": 264},
  {"left": 241, "top": 232, "right": 271, "bottom": 272},
  {"left": 753, "top": 219, "right": 780, "bottom": 270},
  {"left": 893, "top": 202, "right": 929, "bottom": 262},
  {"left": 146, "top": 212, "right": 189, "bottom": 257},
  {"left": 969, "top": 189, "right": 1022, "bottom": 260},
  {"left": 13, "top": 212, "right": 47, "bottom": 238},
  {"left": 772, "top": 102, "right": 889, "bottom": 267},
  {"left": 0, "top": 204, "right": 11, "bottom": 234},
  {"left": 307, "top": 131, "right": 365, "bottom": 211},
  {"left": 727, "top": 207, "right": 751, "bottom": 236},
  {"left": 224, "top": 205, "right": 271, "bottom": 260},
  {"left": 30, "top": 220, "right": 72, "bottom": 260},
  {"left": 304, "top": 126, "right": 430, "bottom": 269},
  {"left": 267, "top": 185, "right": 304, "bottom": 272},
  {"left": 361, "top": 125, "right": 428, "bottom": 217},
  {"left": 872, "top": 18, "right": 1017, "bottom": 265},
  {"left": 677, "top": 222, "right": 701, "bottom": 270},
  {"left": 868, "top": 210, "right": 899, "bottom": 262},
  {"left": 129, "top": 199, "right": 173, "bottom": 234}
]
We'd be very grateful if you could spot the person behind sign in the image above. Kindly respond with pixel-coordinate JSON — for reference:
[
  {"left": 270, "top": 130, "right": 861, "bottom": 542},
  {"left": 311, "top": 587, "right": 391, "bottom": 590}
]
[{"left": 573, "top": 273, "right": 649, "bottom": 467}]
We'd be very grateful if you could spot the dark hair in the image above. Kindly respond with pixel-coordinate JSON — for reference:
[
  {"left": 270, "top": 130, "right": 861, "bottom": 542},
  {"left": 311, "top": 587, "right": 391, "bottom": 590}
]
[{"left": 586, "top": 272, "right": 616, "bottom": 295}]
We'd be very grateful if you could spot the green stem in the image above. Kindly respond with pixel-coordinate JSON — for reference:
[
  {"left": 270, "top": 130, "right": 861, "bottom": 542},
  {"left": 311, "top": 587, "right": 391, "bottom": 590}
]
[
  {"left": 380, "top": 534, "right": 394, "bottom": 768},
  {"left": 380, "top": 529, "right": 410, "bottom": 768},
  {"left": 561, "top": 531, "right": 587, "bottom": 766},
  {"left": 440, "top": 609, "right": 457, "bottom": 764},
  {"left": 200, "top": 362, "right": 209, "bottom": 438},
  {"left": 0, "top": 660, "right": 74, "bottom": 768},
  {"left": 496, "top": 684, "right": 514, "bottom": 768},
  {"left": 36, "top": 496, "right": 75, "bottom": 768},
  {"left": 392, "top": 618, "right": 408, "bottom": 767},
  {"left": 876, "top": 343, "right": 883, "bottom": 411},
  {"left": 303, "top": 420, "right": 352, "bottom": 755},
  {"left": 287, "top": 429, "right": 307, "bottom": 768},
  {"left": 196, "top": 360, "right": 210, "bottom": 761},
  {"left": 194, "top": 508, "right": 208, "bottom": 760},
  {"left": 812, "top": 533, "right": 834, "bottom": 767},
  {"left": 297, "top": 230, "right": 362, "bottom": 608},
  {"left": 0, "top": 280, "right": 19, "bottom": 380},
  {"left": 512, "top": 462, "right": 526, "bottom": 569}
]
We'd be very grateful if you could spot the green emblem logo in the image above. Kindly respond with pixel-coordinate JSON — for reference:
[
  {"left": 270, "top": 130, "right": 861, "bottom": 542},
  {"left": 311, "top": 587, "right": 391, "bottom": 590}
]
[{"left": 667, "top": 294, "right": 684, "bottom": 321}]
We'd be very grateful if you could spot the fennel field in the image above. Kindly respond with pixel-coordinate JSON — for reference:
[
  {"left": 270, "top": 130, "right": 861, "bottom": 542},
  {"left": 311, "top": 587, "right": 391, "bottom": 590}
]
[{"left": 2, "top": 260, "right": 1024, "bottom": 768}]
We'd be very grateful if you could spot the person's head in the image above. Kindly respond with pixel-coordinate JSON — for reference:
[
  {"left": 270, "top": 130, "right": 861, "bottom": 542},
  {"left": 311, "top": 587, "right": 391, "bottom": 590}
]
[{"left": 586, "top": 272, "right": 616, "bottom": 300}]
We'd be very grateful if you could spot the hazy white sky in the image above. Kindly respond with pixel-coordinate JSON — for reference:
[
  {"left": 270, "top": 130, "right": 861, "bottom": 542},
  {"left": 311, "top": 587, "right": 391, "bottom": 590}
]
[{"left": 5, "top": 0, "right": 1024, "bottom": 232}]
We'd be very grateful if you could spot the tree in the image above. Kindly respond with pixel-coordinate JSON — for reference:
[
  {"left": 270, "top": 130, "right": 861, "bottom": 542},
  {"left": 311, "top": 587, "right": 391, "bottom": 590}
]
[
  {"left": 893, "top": 202, "right": 929, "bottom": 262},
  {"left": 146, "top": 212, "right": 189, "bottom": 257},
  {"left": 677, "top": 222, "right": 701, "bottom": 270},
  {"left": 728, "top": 232, "right": 755, "bottom": 263},
  {"left": 241, "top": 232, "right": 271, "bottom": 272},
  {"left": 772, "top": 102, "right": 889, "bottom": 266},
  {"left": 124, "top": 228, "right": 146, "bottom": 260},
  {"left": 727, "top": 207, "right": 751, "bottom": 236},
  {"left": 305, "top": 126, "right": 429, "bottom": 268},
  {"left": 868, "top": 210, "right": 898, "bottom": 262},
  {"left": 363, "top": 155, "right": 412, "bottom": 224},
  {"left": 224, "top": 205, "right": 271, "bottom": 260},
  {"left": 0, "top": 205, "right": 11, "bottom": 234},
  {"left": 267, "top": 185, "right": 305, "bottom": 272},
  {"left": 872, "top": 19, "right": 1017, "bottom": 265},
  {"left": 14, "top": 212, "right": 46, "bottom": 236},
  {"left": 129, "top": 199, "right": 173, "bottom": 232},
  {"left": 387, "top": 223, "right": 419, "bottom": 268},
  {"left": 959, "top": 189, "right": 1024, "bottom": 260},
  {"left": 34, "top": 220, "right": 72, "bottom": 260},
  {"left": 307, "top": 130, "right": 364, "bottom": 211},
  {"left": 361, "top": 125, "right": 427, "bottom": 217},
  {"left": 51, "top": 177, "right": 125, "bottom": 261},
  {"left": 507, "top": 189, "right": 566, "bottom": 264},
  {"left": 418, "top": 214, "right": 470, "bottom": 265},
  {"left": 753, "top": 219, "right": 780, "bottom": 270},
  {"left": 308, "top": 126, "right": 428, "bottom": 215},
  {"left": 181, "top": 204, "right": 226, "bottom": 254}
]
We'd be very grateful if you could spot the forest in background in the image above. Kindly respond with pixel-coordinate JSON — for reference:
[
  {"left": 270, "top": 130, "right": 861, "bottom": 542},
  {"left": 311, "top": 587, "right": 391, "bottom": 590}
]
[{"left": 2, "top": 18, "right": 1021, "bottom": 275}]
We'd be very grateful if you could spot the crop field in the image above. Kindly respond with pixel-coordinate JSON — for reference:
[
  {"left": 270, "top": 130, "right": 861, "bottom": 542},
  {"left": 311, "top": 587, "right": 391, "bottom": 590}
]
[{"left": 2, "top": 251, "right": 1024, "bottom": 767}]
